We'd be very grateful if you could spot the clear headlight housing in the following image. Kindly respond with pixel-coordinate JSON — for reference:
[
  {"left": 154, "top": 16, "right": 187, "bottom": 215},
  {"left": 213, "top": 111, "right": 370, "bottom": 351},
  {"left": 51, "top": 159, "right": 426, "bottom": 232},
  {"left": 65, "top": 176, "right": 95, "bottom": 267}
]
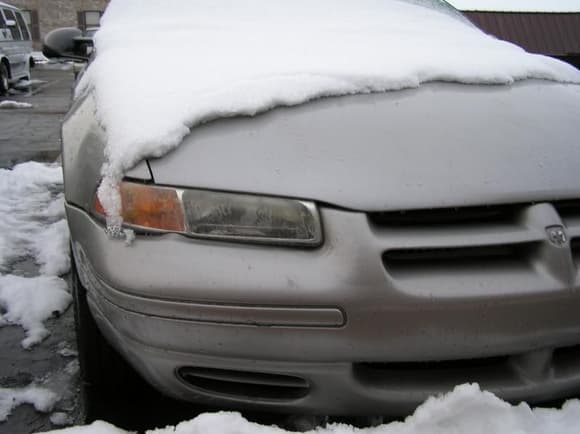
[{"left": 93, "top": 181, "right": 323, "bottom": 247}]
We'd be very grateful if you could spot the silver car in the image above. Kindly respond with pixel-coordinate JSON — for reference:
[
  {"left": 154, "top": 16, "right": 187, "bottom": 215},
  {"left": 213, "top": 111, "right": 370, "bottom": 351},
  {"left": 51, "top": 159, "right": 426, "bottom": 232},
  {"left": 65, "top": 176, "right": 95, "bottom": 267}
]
[
  {"left": 59, "top": 0, "right": 580, "bottom": 420},
  {"left": 0, "top": 1, "right": 32, "bottom": 95}
]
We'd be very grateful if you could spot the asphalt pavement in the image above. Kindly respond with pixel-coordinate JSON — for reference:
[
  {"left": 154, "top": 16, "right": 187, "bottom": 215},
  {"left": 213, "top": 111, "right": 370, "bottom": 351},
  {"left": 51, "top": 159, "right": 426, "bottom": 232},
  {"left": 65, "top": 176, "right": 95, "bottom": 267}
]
[{"left": 0, "top": 66, "right": 74, "bottom": 169}]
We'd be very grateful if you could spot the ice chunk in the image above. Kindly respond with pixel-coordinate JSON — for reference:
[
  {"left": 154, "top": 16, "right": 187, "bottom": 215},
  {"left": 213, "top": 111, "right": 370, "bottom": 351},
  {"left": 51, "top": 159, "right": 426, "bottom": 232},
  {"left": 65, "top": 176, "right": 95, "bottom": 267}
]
[
  {"left": 0, "top": 385, "right": 57, "bottom": 422},
  {"left": 50, "top": 412, "right": 73, "bottom": 426}
]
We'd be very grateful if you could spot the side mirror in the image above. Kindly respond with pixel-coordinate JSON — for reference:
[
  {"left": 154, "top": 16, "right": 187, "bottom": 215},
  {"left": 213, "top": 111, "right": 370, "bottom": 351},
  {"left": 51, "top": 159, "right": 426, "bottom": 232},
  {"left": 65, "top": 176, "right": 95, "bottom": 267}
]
[
  {"left": 5, "top": 19, "right": 16, "bottom": 27},
  {"left": 43, "top": 27, "right": 89, "bottom": 61}
]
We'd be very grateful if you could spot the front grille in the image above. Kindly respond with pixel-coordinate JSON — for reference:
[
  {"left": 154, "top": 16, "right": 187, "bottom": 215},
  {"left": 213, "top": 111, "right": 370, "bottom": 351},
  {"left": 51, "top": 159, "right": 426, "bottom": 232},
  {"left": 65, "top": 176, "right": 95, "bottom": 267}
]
[
  {"left": 370, "top": 200, "right": 580, "bottom": 292},
  {"left": 177, "top": 367, "right": 309, "bottom": 401}
]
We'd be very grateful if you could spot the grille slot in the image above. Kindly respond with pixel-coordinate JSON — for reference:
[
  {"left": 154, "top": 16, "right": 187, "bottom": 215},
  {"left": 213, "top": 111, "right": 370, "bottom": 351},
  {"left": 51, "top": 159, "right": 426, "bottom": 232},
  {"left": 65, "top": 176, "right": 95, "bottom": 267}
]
[
  {"left": 357, "top": 355, "right": 509, "bottom": 374},
  {"left": 553, "top": 344, "right": 580, "bottom": 362},
  {"left": 369, "top": 204, "right": 521, "bottom": 227},
  {"left": 383, "top": 243, "right": 533, "bottom": 276},
  {"left": 571, "top": 238, "right": 580, "bottom": 261},
  {"left": 353, "top": 356, "right": 511, "bottom": 388},
  {"left": 554, "top": 200, "right": 580, "bottom": 219},
  {"left": 177, "top": 367, "right": 309, "bottom": 400}
]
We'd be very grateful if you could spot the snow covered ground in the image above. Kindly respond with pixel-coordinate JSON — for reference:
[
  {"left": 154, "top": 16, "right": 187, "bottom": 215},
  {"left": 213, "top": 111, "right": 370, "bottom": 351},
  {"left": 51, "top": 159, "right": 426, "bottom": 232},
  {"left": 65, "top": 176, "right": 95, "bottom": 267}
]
[
  {"left": 0, "top": 162, "right": 77, "bottom": 428},
  {"left": 0, "top": 162, "right": 71, "bottom": 348},
  {"left": 0, "top": 100, "right": 33, "bottom": 110},
  {"left": 43, "top": 384, "right": 580, "bottom": 434}
]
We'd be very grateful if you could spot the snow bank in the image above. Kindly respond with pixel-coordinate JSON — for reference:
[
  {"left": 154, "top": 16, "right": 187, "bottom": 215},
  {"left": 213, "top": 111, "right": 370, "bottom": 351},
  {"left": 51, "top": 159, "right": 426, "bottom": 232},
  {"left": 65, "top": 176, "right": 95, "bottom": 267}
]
[
  {"left": 0, "top": 162, "right": 71, "bottom": 348},
  {"left": 0, "top": 385, "right": 58, "bottom": 422},
  {"left": 0, "top": 100, "right": 33, "bottom": 109},
  {"left": 0, "top": 162, "right": 69, "bottom": 275},
  {"left": 34, "top": 220, "right": 72, "bottom": 276},
  {"left": 42, "top": 384, "right": 580, "bottom": 434},
  {"left": 78, "top": 0, "right": 580, "bottom": 229},
  {"left": 0, "top": 274, "right": 72, "bottom": 349}
]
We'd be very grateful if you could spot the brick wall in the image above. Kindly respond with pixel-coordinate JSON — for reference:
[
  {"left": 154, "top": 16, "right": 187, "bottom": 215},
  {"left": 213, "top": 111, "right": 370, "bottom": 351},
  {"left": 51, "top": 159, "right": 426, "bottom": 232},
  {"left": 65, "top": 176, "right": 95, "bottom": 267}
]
[{"left": 4, "top": 0, "right": 109, "bottom": 47}]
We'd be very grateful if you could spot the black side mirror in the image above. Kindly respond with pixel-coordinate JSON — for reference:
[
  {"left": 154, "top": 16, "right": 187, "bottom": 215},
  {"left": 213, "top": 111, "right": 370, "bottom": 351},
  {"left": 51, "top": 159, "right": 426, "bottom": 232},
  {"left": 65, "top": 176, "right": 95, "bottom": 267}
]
[{"left": 43, "top": 27, "right": 91, "bottom": 61}]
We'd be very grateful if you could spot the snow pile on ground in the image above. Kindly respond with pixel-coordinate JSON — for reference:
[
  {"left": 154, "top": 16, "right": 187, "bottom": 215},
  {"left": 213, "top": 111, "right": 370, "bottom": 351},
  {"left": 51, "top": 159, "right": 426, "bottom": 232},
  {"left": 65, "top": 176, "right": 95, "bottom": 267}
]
[
  {"left": 13, "top": 79, "right": 48, "bottom": 90},
  {"left": 42, "top": 384, "right": 580, "bottom": 434},
  {"left": 0, "top": 162, "right": 71, "bottom": 348},
  {"left": 32, "top": 51, "right": 49, "bottom": 64},
  {"left": 0, "top": 162, "right": 69, "bottom": 275},
  {"left": 78, "top": 0, "right": 580, "bottom": 229},
  {"left": 0, "top": 100, "right": 33, "bottom": 109},
  {"left": 0, "top": 275, "right": 71, "bottom": 349},
  {"left": 34, "top": 219, "right": 71, "bottom": 276},
  {"left": 0, "top": 385, "right": 58, "bottom": 422}
]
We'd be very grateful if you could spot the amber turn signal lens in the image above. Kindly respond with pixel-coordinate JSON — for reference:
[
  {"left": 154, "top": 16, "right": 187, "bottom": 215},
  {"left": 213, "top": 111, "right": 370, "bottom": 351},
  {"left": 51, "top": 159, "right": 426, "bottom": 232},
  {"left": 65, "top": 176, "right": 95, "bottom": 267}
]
[{"left": 93, "top": 182, "right": 185, "bottom": 232}]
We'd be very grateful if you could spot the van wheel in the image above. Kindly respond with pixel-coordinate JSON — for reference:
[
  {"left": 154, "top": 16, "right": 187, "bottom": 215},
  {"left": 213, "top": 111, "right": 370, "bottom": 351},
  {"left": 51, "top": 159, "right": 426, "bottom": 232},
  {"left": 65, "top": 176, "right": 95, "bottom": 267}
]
[
  {"left": 0, "top": 64, "right": 9, "bottom": 96},
  {"left": 71, "top": 256, "right": 139, "bottom": 421}
]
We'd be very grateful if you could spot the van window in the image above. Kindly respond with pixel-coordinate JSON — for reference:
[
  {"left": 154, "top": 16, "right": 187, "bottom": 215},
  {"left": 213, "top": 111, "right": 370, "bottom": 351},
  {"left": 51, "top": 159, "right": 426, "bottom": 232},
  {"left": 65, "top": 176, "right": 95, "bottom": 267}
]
[
  {"left": 0, "top": 10, "right": 9, "bottom": 41},
  {"left": 3, "top": 9, "right": 22, "bottom": 41},
  {"left": 21, "top": 10, "right": 39, "bottom": 41},
  {"left": 15, "top": 11, "right": 30, "bottom": 40}
]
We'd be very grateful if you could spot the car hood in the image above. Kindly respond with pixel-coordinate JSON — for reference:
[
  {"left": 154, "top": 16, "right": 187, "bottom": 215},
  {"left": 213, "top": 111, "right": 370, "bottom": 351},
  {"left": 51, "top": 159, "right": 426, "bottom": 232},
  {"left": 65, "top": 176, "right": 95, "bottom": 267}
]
[{"left": 147, "top": 80, "right": 580, "bottom": 212}]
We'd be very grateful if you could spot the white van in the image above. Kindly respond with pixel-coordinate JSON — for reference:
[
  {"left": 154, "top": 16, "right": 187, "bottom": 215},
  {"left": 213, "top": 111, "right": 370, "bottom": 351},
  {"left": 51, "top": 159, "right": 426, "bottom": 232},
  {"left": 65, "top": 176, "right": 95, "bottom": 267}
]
[{"left": 0, "top": 1, "right": 33, "bottom": 95}]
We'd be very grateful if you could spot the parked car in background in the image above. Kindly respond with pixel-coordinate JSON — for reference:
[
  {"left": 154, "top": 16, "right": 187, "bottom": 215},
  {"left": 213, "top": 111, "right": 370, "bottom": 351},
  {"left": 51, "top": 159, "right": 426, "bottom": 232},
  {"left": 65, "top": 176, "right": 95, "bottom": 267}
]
[
  {"left": 47, "top": 0, "right": 580, "bottom": 423},
  {"left": 0, "top": 1, "right": 33, "bottom": 95}
]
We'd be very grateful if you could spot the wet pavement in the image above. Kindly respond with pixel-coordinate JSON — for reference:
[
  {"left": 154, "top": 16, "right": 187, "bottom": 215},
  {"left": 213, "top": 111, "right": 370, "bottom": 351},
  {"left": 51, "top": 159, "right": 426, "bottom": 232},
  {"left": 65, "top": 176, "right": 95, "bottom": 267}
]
[{"left": 0, "top": 66, "right": 74, "bottom": 169}]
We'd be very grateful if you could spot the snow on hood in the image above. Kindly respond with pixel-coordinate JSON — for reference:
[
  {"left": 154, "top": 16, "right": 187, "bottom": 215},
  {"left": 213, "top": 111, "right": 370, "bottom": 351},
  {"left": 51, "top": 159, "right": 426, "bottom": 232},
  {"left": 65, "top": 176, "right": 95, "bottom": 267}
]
[{"left": 78, "top": 0, "right": 580, "bottom": 230}]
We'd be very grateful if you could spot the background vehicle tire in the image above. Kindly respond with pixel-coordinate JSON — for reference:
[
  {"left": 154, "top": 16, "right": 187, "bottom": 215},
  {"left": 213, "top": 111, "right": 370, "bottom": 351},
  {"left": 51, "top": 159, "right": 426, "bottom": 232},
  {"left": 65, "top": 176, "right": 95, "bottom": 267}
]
[{"left": 0, "top": 63, "right": 9, "bottom": 96}]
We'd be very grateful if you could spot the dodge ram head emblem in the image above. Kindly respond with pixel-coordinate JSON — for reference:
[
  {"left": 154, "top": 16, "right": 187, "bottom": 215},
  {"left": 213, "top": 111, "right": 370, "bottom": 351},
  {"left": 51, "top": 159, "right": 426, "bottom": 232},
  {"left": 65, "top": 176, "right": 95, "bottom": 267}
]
[{"left": 546, "top": 226, "right": 567, "bottom": 248}]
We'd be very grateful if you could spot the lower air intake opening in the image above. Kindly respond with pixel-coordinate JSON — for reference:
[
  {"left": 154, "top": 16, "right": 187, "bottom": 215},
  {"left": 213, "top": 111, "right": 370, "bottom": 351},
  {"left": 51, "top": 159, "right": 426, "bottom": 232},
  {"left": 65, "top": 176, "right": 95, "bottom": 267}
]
[{"left": 177, "top": 366, "right": 310, "bottom": 401}]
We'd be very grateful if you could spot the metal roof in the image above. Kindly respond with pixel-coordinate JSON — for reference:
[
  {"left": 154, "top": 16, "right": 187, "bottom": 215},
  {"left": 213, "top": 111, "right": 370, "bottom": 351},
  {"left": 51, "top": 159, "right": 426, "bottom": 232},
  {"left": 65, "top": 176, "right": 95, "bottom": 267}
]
[
  {"left": 0, "top": 2, "right": 18, "bottom": 9},
  {"left": 464, "top": 12, "right": 580, "bottom": 56}
]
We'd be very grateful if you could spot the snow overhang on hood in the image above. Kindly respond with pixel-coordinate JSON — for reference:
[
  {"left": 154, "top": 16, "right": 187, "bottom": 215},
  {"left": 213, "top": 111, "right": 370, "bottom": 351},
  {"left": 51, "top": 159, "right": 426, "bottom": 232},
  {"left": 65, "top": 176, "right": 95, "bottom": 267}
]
[{"left": 79, "top": 0, "right": 580, "bottom": 228}]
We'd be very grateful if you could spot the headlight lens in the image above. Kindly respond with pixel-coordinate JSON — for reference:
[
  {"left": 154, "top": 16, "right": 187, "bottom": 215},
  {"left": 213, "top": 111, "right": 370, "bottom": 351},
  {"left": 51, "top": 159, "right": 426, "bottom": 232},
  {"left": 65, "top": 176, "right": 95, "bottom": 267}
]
[{"left": 93, "top": 181, "right": 323, "bottom": 247}]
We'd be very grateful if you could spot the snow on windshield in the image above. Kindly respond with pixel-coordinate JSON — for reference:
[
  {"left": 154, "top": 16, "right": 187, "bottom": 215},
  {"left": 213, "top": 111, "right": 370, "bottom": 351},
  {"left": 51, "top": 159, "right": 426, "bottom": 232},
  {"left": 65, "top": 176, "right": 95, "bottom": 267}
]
[{"left": 78, "top": 0, "right": 580, "bottom": 229}]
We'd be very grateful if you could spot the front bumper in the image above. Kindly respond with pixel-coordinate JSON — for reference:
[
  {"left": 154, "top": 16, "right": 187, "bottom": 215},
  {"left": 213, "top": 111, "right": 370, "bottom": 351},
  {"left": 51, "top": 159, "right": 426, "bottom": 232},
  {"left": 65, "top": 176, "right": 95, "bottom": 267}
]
[{"left": 66, "top": 203, "right": 580, "bottom": 415}]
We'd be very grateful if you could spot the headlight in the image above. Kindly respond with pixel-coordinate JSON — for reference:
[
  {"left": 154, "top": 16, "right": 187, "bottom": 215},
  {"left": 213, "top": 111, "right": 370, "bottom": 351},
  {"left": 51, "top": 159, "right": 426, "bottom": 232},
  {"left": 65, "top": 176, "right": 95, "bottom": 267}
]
[{"left": 93, "top": 181, "right": 323, "bottom": 247}]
